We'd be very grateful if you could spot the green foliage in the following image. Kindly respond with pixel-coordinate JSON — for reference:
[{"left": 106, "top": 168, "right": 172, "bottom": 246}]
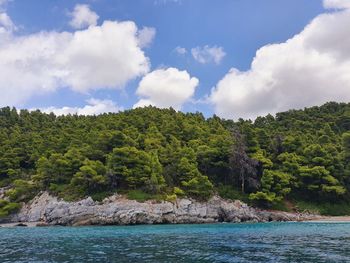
[
  {"left": 90, "top": 191, "right": 114, "bottom": 202},
  {"left": 173, "top": 187, "right": 185, "bottom": 196},
  {"left": 146, "top": 153, "right": 165, "bottom": 194},
  {"left": 299, "top": 166, "right": 345, "bottom": 196},
  {"left": 249, "top": 191, "right": 277, "bottom": 206},
  {"left": 343, "top": 132, "right": 350, "bottom": 178},
  {"left": 249, "top": 170, "right": 293, "bottom": 206},
  {"left": 126, "top": 190, "right": 152, "bottom": 202},
  {"left": 71, "top": 159, "right": 108, "bottom": 197},
  {"left": 295, "top": 200, "right": 350, "bottom": 216},
  {"left": 276, "top": 152, "right": 302, "bottom": 176},
  {"left": 126, "top": 190, "right": 163, "bottom": 202},
  {"left": 270, "top": 201, "right": 291, "bottom": 212},
  {"left": 0, "top": 199, "right": 21, "bottom": 217},
  {"left": 165, "top": 194, "right": 177, "bottom": 203},
  {"left": 178, "top": 156, "right": 200, "bottom": 184},
  {"left": 251, "top": 150, "right": 273, "bottom": 169},
  {"left": 217, "top": 185, "right": 249, "bottom": 203},
  {"left": 0, "top": 103, "right": 350, "bottom": 214},
  {"left": 107, "top": 147, "right": 165, "bottom": 192},
  {"left": 48, "top": 183, "right": 81, "bottom": 201},
  {"left": 342, "top": 132, "right": 350, "bottom": 159},
  {"left": 182, "top": 175, "right": 213, "bottom": 200},
  {"left": 6, "top": 180, "right": 37, "bottom": 202},
  {"left": 33, "top": 148, "right": 85, "bottom": 188}
]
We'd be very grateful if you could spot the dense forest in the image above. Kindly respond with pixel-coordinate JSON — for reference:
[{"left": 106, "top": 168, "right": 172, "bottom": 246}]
[{"left": 0, "top": 102, "right": 350, "bottom": 217}]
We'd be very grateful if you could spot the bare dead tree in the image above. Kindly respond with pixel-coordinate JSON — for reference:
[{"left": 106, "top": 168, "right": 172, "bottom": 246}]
[{"left": 229, "top": 128, "right": 258, "bottom": 193}]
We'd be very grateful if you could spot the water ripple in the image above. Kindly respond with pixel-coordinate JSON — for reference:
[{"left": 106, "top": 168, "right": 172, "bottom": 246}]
[{"left": 1, "top": 223, "right": 350, "bottom": 262}]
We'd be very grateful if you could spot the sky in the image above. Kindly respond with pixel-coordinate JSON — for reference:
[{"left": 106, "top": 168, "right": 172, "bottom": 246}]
[{"left": 0, "top": 0, "right": 349, "bottom": 119}]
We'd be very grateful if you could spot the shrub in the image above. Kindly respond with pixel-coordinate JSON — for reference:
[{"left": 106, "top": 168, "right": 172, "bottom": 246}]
[
  {"left": 173, "top": 187, "right": 185, "bottom": 196},
  {"left": 165, "top": 194, "right": 177, "bottom": 203},
  {"left": 217, "top": 185, "right": 249, "bottom": 203},
  {"left": 127, "top": 190, "right": 152, "bottom": 202},
  {"left": 6, "top": 180, "right": 37, "bottom": 202},
  {"left": 0, "top": 199, "right": 21, "bottom": 218},
  {"left": 295, "top": 200, "right": 350, "bottom": 216}
]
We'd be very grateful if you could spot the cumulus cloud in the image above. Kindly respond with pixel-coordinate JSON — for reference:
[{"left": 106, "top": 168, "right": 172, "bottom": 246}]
[
  {"left": 134, "top": 67, "right": 199, "bottom": 110},
  {"left": 37, "top": 98, "right": 121, "bottom": 116},
  {"left": 191, "top": 45, "right": 226, "bottom": 65},
  {"left": 174, "top": 46, "right": 187, "bottom": 55},
  {"left": 210, "top": 8, "right": 350, "bottom": 120},
  {"left": 69, "top": 4, "right": 99, "bottom": 29},
  {"left": 324, "top": 0, "right": 350, "bottom": 9},
  {"left": 137, "top": 27, "right": 156, "bottom": 48},
  {"left": 0, "top": 12, "right": 152, "bottom": 106},
  {"left": 0, "top": 12, "right": 14, "bottom": 31},
  {"left": 60, "top": 21, "right": 150, "bottom": 92}
]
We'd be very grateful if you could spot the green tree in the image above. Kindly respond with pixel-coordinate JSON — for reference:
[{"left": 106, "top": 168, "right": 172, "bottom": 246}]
[
  {"left": 299, "top": 166, "right": 346, "bottom": 197},
  {"left": 276, "top": 152, "right": 302, "bottom": 177},
  {"left": 0, "top": 102, "right": 349, "bottom": 207},
  {"left": 71, "top": 160, "right": 108, "bottom": 195},
  {"left": 182, "top": 175, "right": 213, "bottom": 200},
  {"left": 107, "top": 147, "right": 164, "bottom": 191},
  {"left": 250, "top": 170, "right": 292, "bottom": 206},
  {"left": 6, "top": 179, "right": 37, "bottom": 202},
  {"left": 342, "top": 132, "right": 350, "bottom": 179},
  {"left": 342, "top": 132, "right": 350, "bottom": 161},
  {"left": 146, "top": 152, "right": 165, "bottom": 193},
  {"left": 33, "top": 154, "right": 70, "bottom": 187},
  {"left": 143, "top": 124, "right": 165, "bottom": 152}
]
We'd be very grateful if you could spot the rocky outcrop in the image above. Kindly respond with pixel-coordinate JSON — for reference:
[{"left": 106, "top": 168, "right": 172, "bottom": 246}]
[{"left": 4, "top": 192, "right": 318, "bottom": 226}]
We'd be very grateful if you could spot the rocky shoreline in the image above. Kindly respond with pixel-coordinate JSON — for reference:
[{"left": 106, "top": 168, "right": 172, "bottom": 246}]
[{"left": 0, "top": 192, "right": 319, "bottom": 227}]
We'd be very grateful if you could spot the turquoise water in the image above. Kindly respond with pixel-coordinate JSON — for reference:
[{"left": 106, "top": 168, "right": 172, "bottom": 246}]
[{"left": 1, "top": 222, "right": 350, "bottom": 262}]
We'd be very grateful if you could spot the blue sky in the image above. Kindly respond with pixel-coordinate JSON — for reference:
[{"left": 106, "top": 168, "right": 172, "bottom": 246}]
[{"left": 0, "top": 0, "right": 349, "bottom": 119}]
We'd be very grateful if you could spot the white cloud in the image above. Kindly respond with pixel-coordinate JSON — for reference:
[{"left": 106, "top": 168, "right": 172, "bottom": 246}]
[
  {"left": 174, "top": 46, "right": 187, "bottom": 55},
  {"left": 191, "top": 45, "right": 226, "bottom": 65},
  {"left": 37, "top": 98, "right": 121, "bottom": 116},
  {"left": 137, "top": 27, "right": 156, "bottom": 48},
  {"left": 69, "top": 4, "right": 99, "bottom": 29},
  {"left": 0, "top": 0, "right": 15, "bottom": 33},
  {"left": 210, "top": 9, "right": 350, "bottom": 120},
  {"left": 0, "top": 17, "right": 151, "bottom": 106},
  {"left": 134, "top": 67, "right": 199, "bottom": 110},
  {"left": 0, "top": 12, "right": 14, "bottom": 31},
  {"left": 60, "top": 21, "right": 150, "bottom": 92},
  {"left": 324, "top": 0, "right": 350, "bottom": 9}
]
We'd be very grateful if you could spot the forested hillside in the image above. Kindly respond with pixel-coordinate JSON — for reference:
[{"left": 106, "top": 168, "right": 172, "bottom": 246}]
[{"left": 0, "top": 102, "right": 350, "bottom": 217}]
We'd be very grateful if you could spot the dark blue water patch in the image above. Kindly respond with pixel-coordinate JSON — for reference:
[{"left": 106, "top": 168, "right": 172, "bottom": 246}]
[{"left": 1, "top": 222, "right": 350, "bottom": 263}]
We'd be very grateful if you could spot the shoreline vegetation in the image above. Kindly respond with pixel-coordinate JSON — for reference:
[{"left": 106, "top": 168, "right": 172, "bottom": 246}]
[{"left": 0, "top": 102, "right": 350, "bottom": 222}]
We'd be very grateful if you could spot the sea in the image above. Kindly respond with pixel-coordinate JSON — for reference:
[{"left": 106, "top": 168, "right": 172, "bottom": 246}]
[{"left": 1, "top": 222, "right": 350, "bottom": 262}]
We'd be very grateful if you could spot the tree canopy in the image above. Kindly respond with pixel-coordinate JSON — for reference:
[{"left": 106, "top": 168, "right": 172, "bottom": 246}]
[{"left": 0, "top": 102, "right": 350, "bottom": 215}]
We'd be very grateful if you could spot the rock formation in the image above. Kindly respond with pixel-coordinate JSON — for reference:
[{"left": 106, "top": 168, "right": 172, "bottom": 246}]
[{"left": 0, "top": 192, "right": 318, "bottom": 226}]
